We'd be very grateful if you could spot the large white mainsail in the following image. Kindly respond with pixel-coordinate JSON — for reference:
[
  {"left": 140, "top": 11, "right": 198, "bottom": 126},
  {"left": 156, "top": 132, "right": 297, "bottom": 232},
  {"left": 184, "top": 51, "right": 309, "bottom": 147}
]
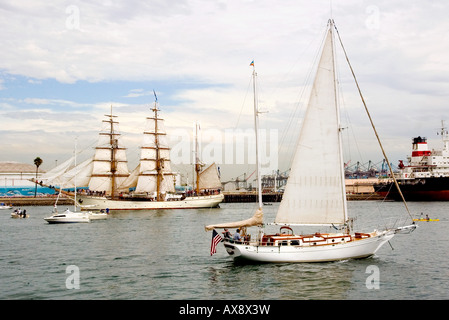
[{"left": 275, "top": 23, "right": 347, "bottom": 226}]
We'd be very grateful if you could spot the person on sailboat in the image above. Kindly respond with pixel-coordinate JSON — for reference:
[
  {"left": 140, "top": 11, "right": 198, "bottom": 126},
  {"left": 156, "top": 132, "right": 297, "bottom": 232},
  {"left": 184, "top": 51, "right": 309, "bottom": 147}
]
[
  {"left": 222, "top": 228, "right": 231, "bottom": 240},
  {"left": 233, "top": 229, "right": 242, "bottom": 242}
]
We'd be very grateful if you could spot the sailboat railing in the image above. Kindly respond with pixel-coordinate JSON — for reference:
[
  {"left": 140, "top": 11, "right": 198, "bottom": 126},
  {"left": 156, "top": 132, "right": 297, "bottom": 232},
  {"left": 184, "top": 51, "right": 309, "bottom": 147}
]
[{"left": 351, "top": 216, "right": 411, "bottom": 233}]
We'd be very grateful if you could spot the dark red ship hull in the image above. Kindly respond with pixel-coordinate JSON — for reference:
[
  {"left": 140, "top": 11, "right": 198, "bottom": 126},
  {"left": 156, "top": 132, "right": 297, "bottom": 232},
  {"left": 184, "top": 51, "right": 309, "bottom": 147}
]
[{"left": 374, "top": 177, "right": 449, "bottom": 201}]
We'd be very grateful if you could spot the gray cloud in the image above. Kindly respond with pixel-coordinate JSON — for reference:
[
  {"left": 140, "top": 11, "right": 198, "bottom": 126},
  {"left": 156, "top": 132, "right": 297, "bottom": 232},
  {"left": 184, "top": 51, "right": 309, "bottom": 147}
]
[{"left": 1, "top": 0, "right": 449, "bottom": 175}]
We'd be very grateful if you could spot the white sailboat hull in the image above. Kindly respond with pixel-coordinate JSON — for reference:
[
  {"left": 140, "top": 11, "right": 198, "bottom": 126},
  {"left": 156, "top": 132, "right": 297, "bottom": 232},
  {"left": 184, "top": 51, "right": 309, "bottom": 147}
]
[
  {"left": 223, "top": 230, "right": 395, "bottom": 263},
  {"left": 77, "top": 193, "right": 224, "bottom": 211},
  {"left": 44, "top": 210, "right": 90, "bottom": 223}
]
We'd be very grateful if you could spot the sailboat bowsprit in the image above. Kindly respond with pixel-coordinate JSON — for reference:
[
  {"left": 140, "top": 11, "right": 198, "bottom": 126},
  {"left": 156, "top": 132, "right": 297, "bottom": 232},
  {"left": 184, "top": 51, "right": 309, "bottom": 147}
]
[{"left": 205, "top": 20, "right": 416, "bottom": 263}]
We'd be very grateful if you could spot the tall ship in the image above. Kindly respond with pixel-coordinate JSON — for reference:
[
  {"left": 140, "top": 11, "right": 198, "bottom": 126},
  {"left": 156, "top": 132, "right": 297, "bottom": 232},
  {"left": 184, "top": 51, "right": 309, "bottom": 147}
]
[
  {"left": 374, "top": 122, "right": 449, "bottom": 201},
  {"left": 40, "top": 101, "right": 224, "bottom": 211}
]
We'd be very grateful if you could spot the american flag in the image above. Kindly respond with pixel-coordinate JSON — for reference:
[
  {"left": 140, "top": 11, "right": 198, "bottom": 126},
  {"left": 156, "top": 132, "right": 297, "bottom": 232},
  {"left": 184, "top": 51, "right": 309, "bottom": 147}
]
[{"left": 210, "top": 229, "right": 223, "bottom": 256}]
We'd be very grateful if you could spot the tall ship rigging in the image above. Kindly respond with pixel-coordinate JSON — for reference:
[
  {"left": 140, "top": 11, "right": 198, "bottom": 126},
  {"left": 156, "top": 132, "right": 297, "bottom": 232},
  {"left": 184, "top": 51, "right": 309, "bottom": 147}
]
[
  {"left": 374, "top": 121, "right": 449, "bottom": 201},
  {"left": 40, "top": 100, "right": 223, "bottom": 211}
]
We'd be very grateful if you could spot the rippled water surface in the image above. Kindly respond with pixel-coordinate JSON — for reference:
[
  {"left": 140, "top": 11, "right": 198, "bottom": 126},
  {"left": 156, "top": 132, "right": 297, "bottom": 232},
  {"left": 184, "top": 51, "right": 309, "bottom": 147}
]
[{"left": 1, "top": 201, "right": 448, "bottom": 300}]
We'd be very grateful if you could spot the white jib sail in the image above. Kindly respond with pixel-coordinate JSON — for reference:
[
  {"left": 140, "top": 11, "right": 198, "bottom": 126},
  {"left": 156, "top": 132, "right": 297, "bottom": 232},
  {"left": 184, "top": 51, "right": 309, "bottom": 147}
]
[
  {"left": 39, "top": 156, "right": 75, "bottom": 185},
  {"left": 275, "top": 24, "right": 347, "bottom": 226}
]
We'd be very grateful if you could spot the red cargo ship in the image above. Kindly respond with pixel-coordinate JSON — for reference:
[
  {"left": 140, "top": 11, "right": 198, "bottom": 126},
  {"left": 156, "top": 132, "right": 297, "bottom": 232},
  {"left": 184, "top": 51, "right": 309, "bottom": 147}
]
[{"left": 374, "top": 123, "right": 449, "bottom": 201}]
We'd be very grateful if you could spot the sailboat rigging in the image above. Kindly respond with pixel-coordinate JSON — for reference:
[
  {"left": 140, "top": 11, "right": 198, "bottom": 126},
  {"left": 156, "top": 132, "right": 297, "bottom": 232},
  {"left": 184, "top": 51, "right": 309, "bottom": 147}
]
[{"left": 205, "top": 20, "right": 416, "bottom": 263}]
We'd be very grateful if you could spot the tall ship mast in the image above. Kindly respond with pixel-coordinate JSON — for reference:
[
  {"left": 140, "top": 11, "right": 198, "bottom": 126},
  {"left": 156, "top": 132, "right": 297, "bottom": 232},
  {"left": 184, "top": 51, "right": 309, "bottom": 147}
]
[
  {"left": 89, "top": 106, "right": 130, "bottom": 199},
  {"left": 134, "top": 97, "right": 176, "bottom": 201}
]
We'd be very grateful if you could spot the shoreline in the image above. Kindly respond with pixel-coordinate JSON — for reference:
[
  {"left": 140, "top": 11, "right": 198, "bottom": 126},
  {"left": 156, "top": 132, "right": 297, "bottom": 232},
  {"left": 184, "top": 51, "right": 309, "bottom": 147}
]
[
  {"left": 0, "top": 197, "right": 73, "bottom": 206},
  {"left": 1, "top": 192, "right": 384, "bottom": 207}
]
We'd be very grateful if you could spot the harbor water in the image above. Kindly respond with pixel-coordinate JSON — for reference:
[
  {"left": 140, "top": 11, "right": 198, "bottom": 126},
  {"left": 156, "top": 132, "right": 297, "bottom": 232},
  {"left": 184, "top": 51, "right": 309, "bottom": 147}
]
[{"left": 1, "top": 201, "right": 448, "bottom": 300}]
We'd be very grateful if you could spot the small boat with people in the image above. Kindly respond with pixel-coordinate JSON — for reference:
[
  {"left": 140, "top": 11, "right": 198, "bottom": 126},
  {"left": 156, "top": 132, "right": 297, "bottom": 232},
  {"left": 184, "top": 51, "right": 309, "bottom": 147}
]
[
  {"left": 88, "top": 209, "right": 109, "bottom": 220},
  {"left": 413, "top": 213, "right": 439, "bottom": 222},
  {"left": 11, "top": 208, "right": 29, "bottom": 218}
]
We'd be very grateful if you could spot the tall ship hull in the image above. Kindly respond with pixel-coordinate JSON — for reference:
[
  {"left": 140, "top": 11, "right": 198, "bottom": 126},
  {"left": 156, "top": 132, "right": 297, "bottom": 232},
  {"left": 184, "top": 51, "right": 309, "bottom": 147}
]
[
  {"left": 78, "top": 193, "right": 224, "bottom": 211},
  {"left": 374, "top": 125, "right": 449, "bottom": 201}
]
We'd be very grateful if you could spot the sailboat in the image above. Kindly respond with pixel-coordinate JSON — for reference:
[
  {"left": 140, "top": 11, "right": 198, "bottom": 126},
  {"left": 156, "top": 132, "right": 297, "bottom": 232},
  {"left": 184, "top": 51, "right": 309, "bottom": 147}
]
[
  {"left": 44, "top": 141, "right": 91, "bottom": 223},
  {"left": 42, "top": 100, "right": 224, "bottom": 211},
  {"left": 205, "top": 20, "right": 417, "bottom": 263}
]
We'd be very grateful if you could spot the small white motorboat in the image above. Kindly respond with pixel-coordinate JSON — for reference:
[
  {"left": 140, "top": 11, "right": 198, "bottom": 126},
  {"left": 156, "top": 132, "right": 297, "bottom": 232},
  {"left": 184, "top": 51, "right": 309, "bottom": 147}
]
[{"left": 44, "top": 208, "right": 90, "bottom": 224}]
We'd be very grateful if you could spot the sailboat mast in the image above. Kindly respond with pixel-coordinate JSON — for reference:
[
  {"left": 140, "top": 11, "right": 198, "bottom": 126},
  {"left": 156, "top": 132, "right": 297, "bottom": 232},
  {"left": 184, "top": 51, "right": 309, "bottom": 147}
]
[
  {"left": 153, "top": 100, "right": 162, "bottom": 201},
  {"left": 195, "top": 122, "right": 201, "bottom": 195},
  {"left": 74, "top": 137, "right": 77, "bottom": 211},
  {"left": 329, "top": 20, "right": 349, "bottom": 223},
  {"left": 109, "top": 105, "right": 117, "bottom": 200},
  {"left": 252, "top": 62, "right": 263, "bottom": 208}
]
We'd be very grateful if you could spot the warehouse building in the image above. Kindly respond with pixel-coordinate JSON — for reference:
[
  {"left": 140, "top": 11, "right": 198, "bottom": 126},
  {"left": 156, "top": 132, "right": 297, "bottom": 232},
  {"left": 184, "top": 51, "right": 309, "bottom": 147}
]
[{"left": 0, "top": 161, "right": 45, "bottom": 187}]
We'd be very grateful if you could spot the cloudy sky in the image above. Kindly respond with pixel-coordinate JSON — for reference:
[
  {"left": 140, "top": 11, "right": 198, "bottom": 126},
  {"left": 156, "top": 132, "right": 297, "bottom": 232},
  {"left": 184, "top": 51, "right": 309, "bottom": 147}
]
[{"left": 1, "top": 0, "right": 449, "bottom": 182}]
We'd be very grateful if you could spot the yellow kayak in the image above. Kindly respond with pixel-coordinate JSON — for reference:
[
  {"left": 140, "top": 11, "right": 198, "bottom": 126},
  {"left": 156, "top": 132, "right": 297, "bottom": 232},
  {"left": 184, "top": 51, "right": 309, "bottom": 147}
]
[{"left": 413, "top": 218, "right": 439, "bottom": 222}]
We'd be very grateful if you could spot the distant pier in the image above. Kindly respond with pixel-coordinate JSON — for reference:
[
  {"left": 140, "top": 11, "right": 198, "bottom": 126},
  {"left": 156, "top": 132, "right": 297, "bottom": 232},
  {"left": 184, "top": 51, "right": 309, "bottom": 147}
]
[
  {"left": 1, "top": 197, "right": 73, "bottom": 207},
  {"left": 2, "top": 177, "right": 384, "bottom": 206},
  {"left": 224, "top": 178, "right": 384, "bottom": 202},
  {"left": 223, "top": 191, "right": 382, "bottom": 202},
  {"left": 223, "top": 191, "right": 283, "bottom": 203}
]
